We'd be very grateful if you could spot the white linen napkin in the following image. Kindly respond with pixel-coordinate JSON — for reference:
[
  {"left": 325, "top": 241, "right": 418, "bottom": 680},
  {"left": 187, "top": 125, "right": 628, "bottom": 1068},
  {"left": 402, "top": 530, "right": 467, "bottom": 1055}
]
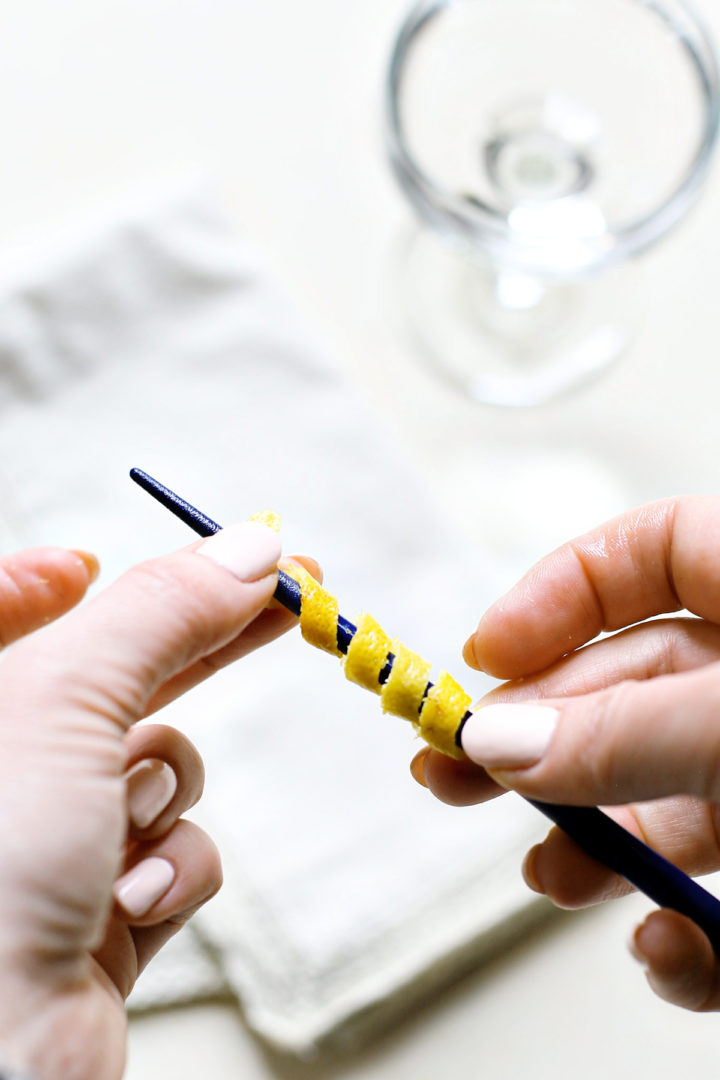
[{"left": 0, "top": 183, "right": 548, "bottom": 1054}]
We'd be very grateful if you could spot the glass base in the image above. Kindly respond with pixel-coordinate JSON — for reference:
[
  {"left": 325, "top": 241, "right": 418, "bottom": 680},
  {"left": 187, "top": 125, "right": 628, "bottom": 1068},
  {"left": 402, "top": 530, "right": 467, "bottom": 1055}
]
[
  {"left": 482, "top": 95, "right": 599, "bottom": 208},
  {"left": 398, "top": 228, "right": 638, "bottom": 407}
]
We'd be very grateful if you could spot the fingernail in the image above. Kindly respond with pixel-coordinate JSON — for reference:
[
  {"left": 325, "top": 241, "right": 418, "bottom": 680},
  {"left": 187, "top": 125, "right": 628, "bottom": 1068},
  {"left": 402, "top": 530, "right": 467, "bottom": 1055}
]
[
  {"left": 282, "top": 555, "right": 324, "bottom": 584},
  {"left": 410, "top": 748, "right": 430, "bottom": 788},
  {"left": 126, "top": 759, "right": 177, "bottom": 829},
  {"left": 72, "top": 549, "right": 100, "bottom": 583},
  {"left": 460, "top": 703, "right": 560, "bottom": 769},
  {"left": 197, "top": 521, "right": 282, "bottom": 582},
  {"left": 521, "top": 845, "right": 545, "bottom": 894},
  {"left": 628, "top": 922, "right": 651, "bottom": 971},
  {"left": 462, "top": 634, "right": 479, "bottom": 668},
  {"left": 114, "top": 857, "right": 175, "bottom": 917}
]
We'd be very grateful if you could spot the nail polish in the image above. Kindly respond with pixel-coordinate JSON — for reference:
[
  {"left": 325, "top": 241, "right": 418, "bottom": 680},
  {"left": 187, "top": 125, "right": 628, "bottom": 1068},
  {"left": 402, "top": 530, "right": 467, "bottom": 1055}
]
[
  {"left": 410, "top": 748, "right": 430, "bottom": 788},
  {"left": 460, "top": 703, "right": 560, "bottom": 768},
  {"left": 126, "top": 759, "right": 177, "bottom": 829},
  {"left": 628, "top": 924, "right": 651, "bottom": 971},
  {"left": 521, "top": 845, "right": 545, "bottom": 894},
  {"left": 197, "top": 520, "right": 281, "bottom": 582},
  {"left": 114, "top": 857, "right": 175, "bottom": 917},
  {"left": 72, "top": 549, "right": 100, "bottom": 583}
]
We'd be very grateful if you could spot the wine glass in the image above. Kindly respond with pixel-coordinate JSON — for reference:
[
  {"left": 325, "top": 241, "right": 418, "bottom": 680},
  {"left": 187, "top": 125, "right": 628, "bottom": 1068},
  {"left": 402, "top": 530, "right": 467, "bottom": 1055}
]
[{"left": 385, "top": 0, "right": 720, "bottom": 406}]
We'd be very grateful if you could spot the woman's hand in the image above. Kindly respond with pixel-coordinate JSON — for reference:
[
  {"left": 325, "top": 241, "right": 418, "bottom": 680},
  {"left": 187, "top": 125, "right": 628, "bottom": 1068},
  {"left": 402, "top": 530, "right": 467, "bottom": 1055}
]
[
  {"left": 0, "top": 524, "right": 310, "bottom": 1080},
  {"left": 412, "top": 496, "right": 720, "bottom": 1012}
]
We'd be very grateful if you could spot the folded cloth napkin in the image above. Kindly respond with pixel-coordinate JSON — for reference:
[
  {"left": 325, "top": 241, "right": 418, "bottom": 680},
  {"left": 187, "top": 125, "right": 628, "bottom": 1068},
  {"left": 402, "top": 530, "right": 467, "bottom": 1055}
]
[{"left": 0, "top": 183, "right": 548, "bottom": 1054}]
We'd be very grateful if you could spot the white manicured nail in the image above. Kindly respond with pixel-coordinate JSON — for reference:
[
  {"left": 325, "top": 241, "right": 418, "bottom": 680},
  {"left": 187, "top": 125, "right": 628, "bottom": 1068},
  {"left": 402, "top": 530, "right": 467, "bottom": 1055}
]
[
  {"left": 197, "top": 521, "right": 281, "bottom": 582},
  {"left": 126, "top": 759, "right": 177, "bottom": 829},
  {"left": 628, "top": 925, "right": 651, "bottom": 972},
  {"left": 114, "top": 857, "right": 175, "bottom": 917},
  {"left": 460, "top": 704, "right": 560, "bottom": 769}
]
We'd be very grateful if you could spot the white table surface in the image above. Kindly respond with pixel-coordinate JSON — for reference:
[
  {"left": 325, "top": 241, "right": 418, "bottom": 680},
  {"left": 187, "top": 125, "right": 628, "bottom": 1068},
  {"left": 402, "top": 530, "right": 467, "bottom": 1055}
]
[{"left": 2, "top": 1, "right": 720, "bottom": 1076}]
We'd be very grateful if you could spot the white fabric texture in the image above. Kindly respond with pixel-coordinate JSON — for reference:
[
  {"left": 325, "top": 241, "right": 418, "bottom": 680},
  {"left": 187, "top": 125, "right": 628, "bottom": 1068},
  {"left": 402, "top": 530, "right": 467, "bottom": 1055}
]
[{"left": 0, "top": 186, "right": 548, "bottom": 1054}]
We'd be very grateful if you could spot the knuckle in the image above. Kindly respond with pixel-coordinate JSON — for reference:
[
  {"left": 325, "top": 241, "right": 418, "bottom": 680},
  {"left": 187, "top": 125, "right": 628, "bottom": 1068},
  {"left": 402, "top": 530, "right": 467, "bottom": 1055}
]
[
  {"left": 698, "top": 677, "right": 720, "bottom": 802},
  {"left": 127, "top": 559, "right": 198, "bottom": 616},
  {"left": 125, "top": 559, "right": 217, "bottom": 661},
  {"left": 574, "top": 680, "right": 639, "bottom": 797}
]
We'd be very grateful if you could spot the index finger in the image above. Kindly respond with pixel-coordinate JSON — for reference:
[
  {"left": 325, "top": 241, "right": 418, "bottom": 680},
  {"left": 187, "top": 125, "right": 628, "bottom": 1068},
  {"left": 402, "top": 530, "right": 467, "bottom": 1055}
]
[
  {"left": 466, "top": 495, "right": 720, "bottom": 679},
  {"left": 0, "top": 546, "right": 98, "bottom": 646}
]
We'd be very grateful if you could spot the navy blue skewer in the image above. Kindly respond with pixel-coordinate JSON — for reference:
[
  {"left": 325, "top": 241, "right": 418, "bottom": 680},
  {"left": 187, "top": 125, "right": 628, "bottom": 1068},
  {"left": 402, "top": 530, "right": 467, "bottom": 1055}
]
[
  {"left": 130, "top": 466, "right": 720, "bottom": 954},
  {"left": 128, "top": 469, "right": 357, "bottom": 646}
]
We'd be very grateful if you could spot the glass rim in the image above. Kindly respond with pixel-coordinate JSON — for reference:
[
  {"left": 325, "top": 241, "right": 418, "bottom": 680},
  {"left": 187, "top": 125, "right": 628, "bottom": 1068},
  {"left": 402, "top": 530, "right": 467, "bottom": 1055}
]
[{"left": 384, "top": 0, "right": 720, "bottom": 277}]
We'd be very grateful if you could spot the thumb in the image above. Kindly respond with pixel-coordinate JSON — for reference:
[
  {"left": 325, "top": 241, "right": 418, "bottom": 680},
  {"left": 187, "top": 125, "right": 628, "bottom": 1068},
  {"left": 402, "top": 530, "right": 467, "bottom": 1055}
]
[
  {"left": 5, "top": 520, "right": 282, "bottom": 734},
  {"left": 459, "top": 664, "right": 720, "bottom": 805}
]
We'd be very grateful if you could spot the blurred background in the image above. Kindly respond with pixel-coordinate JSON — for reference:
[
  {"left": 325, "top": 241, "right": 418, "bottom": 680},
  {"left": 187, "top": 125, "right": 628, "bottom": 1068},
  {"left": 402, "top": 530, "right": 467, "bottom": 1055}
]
[{"left": 1, "top": 1, "right": 720, "bottom": 1076}]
